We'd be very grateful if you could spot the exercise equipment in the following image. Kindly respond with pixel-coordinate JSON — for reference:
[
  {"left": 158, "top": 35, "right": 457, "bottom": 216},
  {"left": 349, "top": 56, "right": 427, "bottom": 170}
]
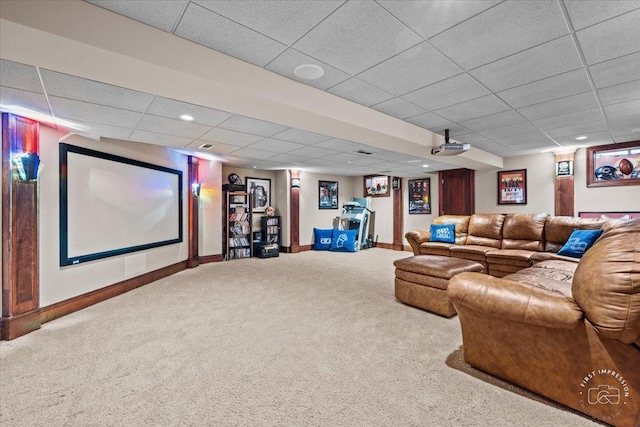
[{"left": 338, "top": 197, "right": 373, "bottom": 251}]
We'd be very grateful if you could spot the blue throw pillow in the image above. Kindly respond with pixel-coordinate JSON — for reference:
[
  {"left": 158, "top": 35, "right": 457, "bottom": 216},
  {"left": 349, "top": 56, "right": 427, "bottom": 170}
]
[
  {"left": 429, "top": 224, "right": 456, "bottom": 244},
  {"left": 313, "top": 228, "right": 333, "bottom": 250},
  {"left": 558, "top": 228, "right": 603, "bottom": 258},
  {"left": 329, "top": 228, "right": 358, "bottom": 252}
]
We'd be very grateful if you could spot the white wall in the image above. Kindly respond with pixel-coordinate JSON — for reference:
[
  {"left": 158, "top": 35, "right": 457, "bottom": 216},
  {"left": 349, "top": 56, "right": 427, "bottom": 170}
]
[
  {"left": 39, "top": 129, "right": 190, "bottom": 306},
  {"left": 198, "top": 159, "right": 222, "bottom": 256}
]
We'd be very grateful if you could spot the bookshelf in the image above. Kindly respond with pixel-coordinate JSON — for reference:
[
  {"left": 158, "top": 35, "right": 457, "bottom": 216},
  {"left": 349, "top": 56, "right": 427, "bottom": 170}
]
[{"left": 223, "top": 191, "right": 253, "bottom": 260}]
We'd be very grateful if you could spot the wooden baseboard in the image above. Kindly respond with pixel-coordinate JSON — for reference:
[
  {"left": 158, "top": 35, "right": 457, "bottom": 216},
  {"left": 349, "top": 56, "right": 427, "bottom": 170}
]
[
  {"left": 298, "top": 244, "right": 313, "bottom": 252},
  {"left": 199, "top": 254, "right": 223, "bottom": 264},
  {"left": 0, "top": 309, "right": 41, "bottom": 340},
  {"left": 40, "top": 260, "right": 188, "bottom": 325}
]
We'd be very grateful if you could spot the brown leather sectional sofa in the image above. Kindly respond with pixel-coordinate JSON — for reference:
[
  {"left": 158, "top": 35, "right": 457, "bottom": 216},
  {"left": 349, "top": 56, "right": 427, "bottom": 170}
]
[
  {"left": 406, "top": 215, "right": 640, "bottom": 426},
  {"left": 405, "top": 213, "right": 606, "bottom": 277}
]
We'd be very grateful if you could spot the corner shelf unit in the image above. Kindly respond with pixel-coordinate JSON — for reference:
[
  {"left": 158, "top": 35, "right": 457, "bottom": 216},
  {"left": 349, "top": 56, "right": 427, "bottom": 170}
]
[{"left": 223, "top": 191, "right": 253, "bottom": 260}]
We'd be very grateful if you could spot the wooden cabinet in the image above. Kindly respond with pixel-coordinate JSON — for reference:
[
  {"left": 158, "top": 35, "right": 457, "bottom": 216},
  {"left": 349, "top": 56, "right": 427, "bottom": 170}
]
[{"left": 223, "top": 191, "right": 252, "bottom": 260}]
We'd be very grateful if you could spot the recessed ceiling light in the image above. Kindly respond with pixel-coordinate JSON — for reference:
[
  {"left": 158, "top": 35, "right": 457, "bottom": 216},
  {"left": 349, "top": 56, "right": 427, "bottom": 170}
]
[
  {"left": 422, "top": 164, "right": 429, "bottom": 168},
  {"left": 180, "top": 114, "right": 194, "bottom": 121},
  {"left": 294, "top": 64, "right": 324, "bottom": 80},
  {"left": 575, "top": 136, "right": 587, "bottom": 140}
]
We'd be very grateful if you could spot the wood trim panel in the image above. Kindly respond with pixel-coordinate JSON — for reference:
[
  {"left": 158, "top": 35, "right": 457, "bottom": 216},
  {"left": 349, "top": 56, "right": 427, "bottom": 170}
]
[
  {"left": 188, "top": 156, "right": 199, "bottom": 268},
  {"left": 555, "top": 177, "right": 575, "bottom": 216},
  {"left": 199, "top": 254, "right": 224, "bottom": 264},
  {"left": 40, "top": 261, "right": 188, "bottom": 324},
  {"left": 0, "top": 310, "right": 41, "bottom": 340},
  {"left": 12, "top": 181, "right": 39, "bottom": 313},
  {"left": 392, "top": 178, "right": 403, "bottom": 251}
]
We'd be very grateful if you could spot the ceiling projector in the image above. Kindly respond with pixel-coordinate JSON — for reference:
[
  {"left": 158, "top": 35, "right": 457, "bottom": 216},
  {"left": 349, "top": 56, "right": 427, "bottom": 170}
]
[{"left": 431, "top": 129, "right": 470, "bottom": 156}]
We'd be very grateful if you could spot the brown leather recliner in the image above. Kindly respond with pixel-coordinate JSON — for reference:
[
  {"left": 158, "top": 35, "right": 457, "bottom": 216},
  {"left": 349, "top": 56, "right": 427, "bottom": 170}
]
[{"left": 448, "top": 219, "right": 640, "bottom": 427}]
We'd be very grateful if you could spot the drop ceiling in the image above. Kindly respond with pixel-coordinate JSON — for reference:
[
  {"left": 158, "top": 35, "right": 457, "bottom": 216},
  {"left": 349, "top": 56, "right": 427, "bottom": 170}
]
[{"left": 1, "top": 0, "right": 639, "bottom": 176}]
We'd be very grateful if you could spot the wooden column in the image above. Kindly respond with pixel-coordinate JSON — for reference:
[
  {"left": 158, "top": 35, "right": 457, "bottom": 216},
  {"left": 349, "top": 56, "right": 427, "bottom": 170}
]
[
  {"left": 289, "top": 170, "right": 301, "bottom": 253},
  {"left": 187, "top": 156, "right": 199, "bottom": 268},
  {"left": 1, "top": 113, "right": 41, "bottom": 340},
  {"left": 553, "top": 150, "right": 576, "bottom": 217},
  {"left": 392, "top": 177, "right": 404, "bottom": 251}
]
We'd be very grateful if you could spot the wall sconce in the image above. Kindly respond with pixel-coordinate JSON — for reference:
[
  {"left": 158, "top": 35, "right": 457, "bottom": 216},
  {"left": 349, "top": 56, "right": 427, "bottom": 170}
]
[
  {"left": 291, "top": 178, "right": 301, "bottom": 189},
  {"left": 13, "top": 152, "right": 41, "bottom": 181},
  {"left": 192, "top": 182, "right": 201, "bottom": 197}
]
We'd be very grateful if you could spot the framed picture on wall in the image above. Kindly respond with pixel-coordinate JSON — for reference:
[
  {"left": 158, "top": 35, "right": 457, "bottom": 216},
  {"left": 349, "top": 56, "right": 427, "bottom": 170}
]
[
  {"left": 408, "top": 178, "right": 431, "bottom": 214},
  {"left": 363, "top": 175, "right": 390, "bottom": 197},
  {"left": 587, "top": 140, "right": 640, "bottom": 188},
  {"left": 318, "top": 180, "right": 339, "bottom": 209},
  {"left": 246, "top": 177, "right": 271, "bottom": 212},
  {"left": 497, "top": 169, "right": 527, "bottom": 205}
]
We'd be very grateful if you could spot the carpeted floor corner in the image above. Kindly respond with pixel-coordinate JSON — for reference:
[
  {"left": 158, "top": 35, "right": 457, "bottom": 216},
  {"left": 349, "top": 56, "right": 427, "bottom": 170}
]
[{"left": 1, "top": 249, "right": 599, "bottom": 426}]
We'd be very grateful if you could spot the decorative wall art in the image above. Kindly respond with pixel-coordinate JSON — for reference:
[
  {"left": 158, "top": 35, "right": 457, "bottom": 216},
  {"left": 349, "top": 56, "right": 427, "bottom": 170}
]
[
  {"left": 587, "top": 140, "right": 640, "bottom": 188},
  {"left": 318, "top": 180, "right": 339, "bottom": 209},
  {"left": 363, "top": 175, "right": 389, "bottom": 197},
  {"left": 497, "top": 169, "right": 527, "bottom": 205},
  {"left": 246, "top": 177, "right": 271, "bottom": 212},
  {"left": 408, "top": 178, "right": 431, "bottom": 214}
]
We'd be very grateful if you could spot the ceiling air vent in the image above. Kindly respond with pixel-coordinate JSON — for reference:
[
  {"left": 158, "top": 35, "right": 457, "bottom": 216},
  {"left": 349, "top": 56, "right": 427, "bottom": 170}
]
[
  {"left": 355, "top": 149, "right": 375, "bottom": 155},
  {"left": 198, "top": 143, "right": 215, "bottom": 150}
]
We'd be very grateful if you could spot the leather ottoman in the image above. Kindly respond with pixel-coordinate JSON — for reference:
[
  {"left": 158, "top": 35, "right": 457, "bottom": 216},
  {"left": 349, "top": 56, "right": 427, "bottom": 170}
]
[{"left": 394, "top": 255, "right": 484, "bottom": 317}]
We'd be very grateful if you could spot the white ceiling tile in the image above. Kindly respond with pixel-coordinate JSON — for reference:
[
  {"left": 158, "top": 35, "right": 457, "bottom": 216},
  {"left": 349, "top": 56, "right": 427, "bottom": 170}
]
[
  {"left": 145, "top": 96, "right": 232, "bottom": 127},
  {"left": 545, "top": 120, "right": 608, "bottom": 138},
  {"left": 199, "top": 127, "right": 263, "bottom": 146},
  {"left": 589, "top": 52, "right": 640, "bottom": 89},
  {"left": 480, "top": 123, "right": 539, "bottom": 140},
  {"left": 456, "top": 133, "right": 494, "bottom": 144},
  {"left": 247, "top": 138, "right": 305, "bottom": 153},
  {"left": 49, "top": 96, "right": 143, "bottom": 128},
  {"left": 533, "top": 108, "right": 607, "bottom": 131},
  {"left": 370, "top": 98, "right": 426, "bottom": 120},
  {"left": 405, "top": 112, "right": 451, "bottom": 129},
  {"left": 378, "top": 0, "right": 500, "bottom": 40},
  {"left": 288, "top": 146, "right": 337, "bottom": 158},
  {"left": 402, "top": 73, "right": 490, "bottom": 111},
  {"left": 357, "top": 42, "right": 463, "bottom": 95},
  {"left": 564, "top": 0, "right": 640, "bottom": 31},
  {"left": 552, "top": 130, "right": 614, "bottom": 146},
  {"left": 175, "top": 3, "right": 287, "bottom": 67},
  {"left": 304, "top": 157, "right": 340, "bottom": 166},
  {"left": 433, "top": 95, "right": 510, "bottom": 123},
  {"left": 129, "top": 130, "right": 193, "bottom": 147},
  {"left": 229, "top": 147, "right": 279, "bottom": 159},
  {"left": 575, "top": 8, "right": 640, "bottom": 65},
  {"left": 493, "top": 131, "right": 553, "bottom": 146},
  {"left": 614, "top": 133, "right": 640, "bottom": 143},
  {"left": 327, "top": 78, "right": 394, "bottom": 107},
  {"left": 497, "top": 68, "right": 591, "bottom": 108},
  {"left": 598, "top": 80, "right": 640, "bottom": 106},
  {"left": 293, "top": 1, "right": 422, "bottom": 75},
  {"left": 70, "top": 121, "right": 133, "bottom": 140},
  {"left": 217, "top": 115, "right": 289, "bottom": 137},
  {"left": 263, "top": 153, "right": 309, "bottom": 164},
  {"left": 41, "top": 69, "right": 154, "bottom": 112},
  {"left": 458, "top": 110, "right": 526, "bottom": 133},
  {"left": 430, "top": 123, "right": 472, "bottom": 138},
  {"left": 429, "top": 1, "right": 569, "bottom": 70},
  {"left": 87, "top": 0, "right": 188, "bottom": 32},
  {"left": 193, "top": 0, "right": 343, "bottom": 46},
  {"left": 313, "top": 138, "right": 368, "bottom": 153},
  {"left": 0, "top": 60, "right": 43, "bottom": 93},
  {"left": 265, "top": 48, "right": 350, "bottom": 90},
  {"left": 517, "top": 91, "right": 599, "bottom": 121},
  {"left": 136, "top": 114, "right": 211, "bottom": 138},
  {"left": 0, "top": 86, "right": 50, "bottom": 116},
  {"left": 246, "top": 160, "right": 287, "bottom": 170},
  {"left": 603, "top": 99, "right": 640, "bottom": 120},
  {"left": 609, "top": 115, "right": 640, "bottom": 137},
  {"left": 271, "top": 128, "right": 331, "bottom": 145},
  {"left": 470, "top": 36, "right": 583, "bottom": 92}
]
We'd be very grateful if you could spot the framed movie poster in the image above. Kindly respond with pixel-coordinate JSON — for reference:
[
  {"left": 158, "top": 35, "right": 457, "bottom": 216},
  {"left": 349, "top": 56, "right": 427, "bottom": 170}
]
[
  {"left": 408, "top": 178, "right": 431, "bottom": 214},
  {"left": 246, "top": 177, "right": 271, "bottom": 212},
  {"left": 587, "top": 140, "right": 640, "bottom": 188},
  {"left": 363, "top": 175, "right": 390, "bottom": 197},
  {"left": 498, "top": 169, "right": 527, "bottom": 205},
  {"left": 318, "top": 180, "right": 338, "bottom": 209}
]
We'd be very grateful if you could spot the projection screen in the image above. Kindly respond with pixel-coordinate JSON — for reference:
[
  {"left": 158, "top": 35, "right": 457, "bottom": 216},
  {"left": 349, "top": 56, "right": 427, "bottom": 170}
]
[{"left": 59, "top": 143, "right": 183, "bottom": 266}]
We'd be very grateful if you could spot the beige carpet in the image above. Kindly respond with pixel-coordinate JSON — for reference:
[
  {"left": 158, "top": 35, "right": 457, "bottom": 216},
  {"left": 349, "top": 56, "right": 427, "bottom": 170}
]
[{"left": 1, "top": 248, "right": 598, "bottom": 426}]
